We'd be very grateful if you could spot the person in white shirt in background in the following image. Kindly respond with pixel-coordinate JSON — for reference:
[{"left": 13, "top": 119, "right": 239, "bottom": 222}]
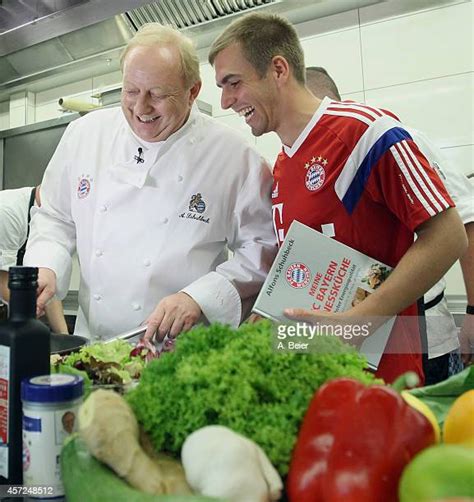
[
  {"left": 305, "top": 66, "right": 474, "bottom": 383},
  {"left": 0, "top": 185, "right": 69, "bottom": 334},
  {"left": 24, "top": 23, "right": 276, "bottom": 342}
]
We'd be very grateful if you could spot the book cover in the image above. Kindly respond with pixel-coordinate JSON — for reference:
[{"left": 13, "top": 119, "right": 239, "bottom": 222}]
[{"left": 253, "top": 220, "right": 395, "bottom": 370}]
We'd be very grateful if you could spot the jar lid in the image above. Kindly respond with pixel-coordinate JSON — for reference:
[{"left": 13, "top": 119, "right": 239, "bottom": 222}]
[{"left": 21, "top": 374, "right": 84, "bottom": 403}]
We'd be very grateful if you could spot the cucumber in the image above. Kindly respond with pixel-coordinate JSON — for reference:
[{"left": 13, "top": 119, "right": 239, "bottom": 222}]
[{"left": 61, "top": 435, "right": 224, "bottom": 502}]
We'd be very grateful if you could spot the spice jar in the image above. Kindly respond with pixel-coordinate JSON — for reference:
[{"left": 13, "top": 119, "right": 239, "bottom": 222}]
[{"left": 21, "top": 374, "right": 83, "bottom": 498}]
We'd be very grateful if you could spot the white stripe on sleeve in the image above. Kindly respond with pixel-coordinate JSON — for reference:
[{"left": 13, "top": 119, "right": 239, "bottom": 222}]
[
  {"left": 390, "top": 144, "right": 436, "bottom": 217},
  {"left": 325, "top": 109, "right": 373, "bottom": 126},
  {"left": 400, "top": 140, "right": 451, "bottom": 211},
  {"left": 328, "top": 102, "right": 382, "bottom": 120}
]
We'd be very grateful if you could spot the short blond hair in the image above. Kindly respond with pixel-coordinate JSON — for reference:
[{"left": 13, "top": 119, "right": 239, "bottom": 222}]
[
  {"left": 121, "top": 23, "right": 200, "bottom": 88},
  {"left": 209, "top": 13, "right": 305, "bottom": 85}
]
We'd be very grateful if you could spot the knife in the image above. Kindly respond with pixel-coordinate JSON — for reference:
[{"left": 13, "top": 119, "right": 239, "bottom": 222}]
[
  {"left": 103, "top": 325, "right": 147, "bottom": 343},
  {"left": 103, "top": 325, "right": 171, "bottom": 353}
]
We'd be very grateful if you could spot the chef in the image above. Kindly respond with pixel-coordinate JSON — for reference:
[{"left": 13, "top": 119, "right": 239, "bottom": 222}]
[
  {"left": 24, "top": 23, "right": 276, "bottom": 342},
  {"left": 0, "top": 185, "right": 69, "bottom": 334}
]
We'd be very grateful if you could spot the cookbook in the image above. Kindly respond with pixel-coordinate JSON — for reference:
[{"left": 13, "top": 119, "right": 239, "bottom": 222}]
[{"left": 253, "top": 221, "right": 395, "bottom": 370}]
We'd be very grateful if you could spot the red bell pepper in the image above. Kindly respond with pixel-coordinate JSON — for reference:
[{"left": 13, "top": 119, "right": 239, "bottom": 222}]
[{"left": 287, "top": 378, "right": 435, "bottom": 502}]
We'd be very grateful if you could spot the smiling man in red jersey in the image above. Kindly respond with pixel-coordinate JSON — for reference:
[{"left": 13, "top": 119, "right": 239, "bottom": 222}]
[{"left": 209, "top": 13, "right": 467, "bottom": 384}]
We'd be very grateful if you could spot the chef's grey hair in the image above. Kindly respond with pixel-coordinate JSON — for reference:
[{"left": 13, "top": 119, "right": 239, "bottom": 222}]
[{"left": 120, "top": 23, "right": 200, "bottom": 88}]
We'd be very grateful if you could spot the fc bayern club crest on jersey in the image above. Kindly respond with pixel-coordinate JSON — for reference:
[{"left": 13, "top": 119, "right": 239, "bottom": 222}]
[
  {"left": 304, "top": 155, "right": 328, "bottom": 192},
  {"left": 286, "top": 263, "right": 311, "bottom": 289},
  {"left": 77, "top": 175, "right": 92, "bottom": 199}
]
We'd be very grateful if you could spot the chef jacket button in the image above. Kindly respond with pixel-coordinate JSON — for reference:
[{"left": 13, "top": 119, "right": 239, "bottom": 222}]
[
  {"left": 189, "top": 137, "right": 195, "bottom": 144},
  {"left": 143, "top": 259, "right": 151, "bottom": 267},
  {"left": 99, "top": 205, "right": 107, "bottom": 212},
  {"left": 177, "top": 175, "right": 183, "bottom": 182},
  {"left": 95, "top": 249, "right": 103, "bottom": 257},
  {"left": 93, "top": 294, "right": 101, "bottom": 301},
  {"left": 162, "top": 217, "right": 169, "bottom": 224},
  {"left": 132, "top": 302, "right": 141, "bottom": 311}
]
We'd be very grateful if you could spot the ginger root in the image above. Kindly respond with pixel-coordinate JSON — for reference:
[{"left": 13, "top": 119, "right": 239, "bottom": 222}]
[{"left": 78, "top": 389, "right": 166, "bottom": 494}]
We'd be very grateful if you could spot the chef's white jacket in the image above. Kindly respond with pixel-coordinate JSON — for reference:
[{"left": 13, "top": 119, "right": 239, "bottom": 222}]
[
  {"left": 0, "top": 186, "right": 34, "bottom": 271},
  {"left": 24, "top": 105, "right": 277, "bottom": 340},
  {"left": 410, "top": 128, "right": 474, "bottom": 358}
]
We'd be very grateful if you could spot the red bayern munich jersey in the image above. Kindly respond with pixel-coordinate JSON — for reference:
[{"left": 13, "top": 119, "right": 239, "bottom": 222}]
[{"left": 272, "top": 98, "right": 455, "bottom": 384}]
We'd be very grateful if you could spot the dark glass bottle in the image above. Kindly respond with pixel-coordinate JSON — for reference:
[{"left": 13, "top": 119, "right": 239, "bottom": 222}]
[{"left": 0, "top": 267, "right": 50, "bottom": 485}]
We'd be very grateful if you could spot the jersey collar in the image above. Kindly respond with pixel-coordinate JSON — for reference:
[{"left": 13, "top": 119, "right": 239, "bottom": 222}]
[{"left": 283, "top": 96, "right": 332, "bottom": 158}]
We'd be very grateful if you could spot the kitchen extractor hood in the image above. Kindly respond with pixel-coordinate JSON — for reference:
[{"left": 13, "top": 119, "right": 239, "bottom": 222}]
[
  {"left": 123, "top": 0, "right": 282, "bottom": 31},
  {"left": 0, "top": 0, "right": 385, "bottom": 100}
]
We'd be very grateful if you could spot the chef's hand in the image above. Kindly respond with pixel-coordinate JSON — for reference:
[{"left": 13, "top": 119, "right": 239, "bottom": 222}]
[
  {"left": 459, "top": 312, "right": 474, "bottom": 366},
  {"left": 36, "top": 267, "right": 57, "bottom": 318},
  {"left": 143, "top": 292, "right": 202, "bottom": 343}
]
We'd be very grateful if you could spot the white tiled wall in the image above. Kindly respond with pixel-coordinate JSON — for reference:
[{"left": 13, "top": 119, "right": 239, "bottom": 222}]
[
  {"left": 360, "top": 2, "right": 472, "bottom": 88},
  {"left": 199, "top": 63, "right": 227, "bottom": 118},
  {"left": 365, "top": 73, "right": 473, "bottom": 148},
  {"left": 301, "top": 27, "right": 364, "bottom": 95},
  {"left": 0, "top": 101, "right": 8, "bottom": 130},
  {"left": 8, "top": 91, "right": 35, "bottom": 128}
]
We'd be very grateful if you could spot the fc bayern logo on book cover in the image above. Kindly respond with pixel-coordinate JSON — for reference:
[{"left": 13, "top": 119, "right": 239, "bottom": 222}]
[{"left": 286, "top": 262, "right": 311, "bottom": 289}]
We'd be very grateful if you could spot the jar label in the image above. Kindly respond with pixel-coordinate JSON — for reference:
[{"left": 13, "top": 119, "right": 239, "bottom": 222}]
[
  {"left": 23, "top": 416, "right": 41, "bottom": 432},
  {"left": 22, "top": 402, "right": 81, "bottom": 496}
]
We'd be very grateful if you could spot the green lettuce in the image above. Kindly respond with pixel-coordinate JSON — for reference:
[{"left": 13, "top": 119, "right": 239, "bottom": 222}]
[
  {"left": 51, "top": 340, "right": 145, "bottom": 390},
  {"left": 64, "top": 340, "right": 138, "bottom": 366},
  {"left": 126, "top": 321, "right": 375, "bottom": 475}
]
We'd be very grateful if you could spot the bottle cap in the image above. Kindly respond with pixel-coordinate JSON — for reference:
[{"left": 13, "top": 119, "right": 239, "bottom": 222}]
[
  {"left": 8, "top": 266, "right": 38, "bottom": 290},
  {"left": 21, "top": 374, "right": 84, "bottom": 403}
]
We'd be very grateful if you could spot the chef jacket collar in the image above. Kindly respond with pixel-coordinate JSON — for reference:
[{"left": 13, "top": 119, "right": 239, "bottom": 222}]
[
  {"left": 127, "top": 102, "right": 199, "bottom": 153},
  {"left": 129, "top": 128, "right": 165, "bottom": 152},
  {"left": 133, "top": 102, "right": 201, "bottom": 159},
  {"left": 110, "top": 104, "right": 200, "bottom": 188}
]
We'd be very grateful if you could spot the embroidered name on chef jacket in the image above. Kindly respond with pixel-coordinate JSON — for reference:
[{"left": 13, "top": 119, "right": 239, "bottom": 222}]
[{"left": 179, "top": 193, "right": 210, "bottom": 224}]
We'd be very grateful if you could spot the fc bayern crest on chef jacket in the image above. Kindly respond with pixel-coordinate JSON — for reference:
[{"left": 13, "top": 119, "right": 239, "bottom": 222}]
[
  {"left": 286, "top": 263, "right": 311, "bottom": 289},
  {"left": 77, "top": 175, "right": 93, "bottom": 199},
  {"left": 304, "top": 156, "right": 328, "bottom": 192}
]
